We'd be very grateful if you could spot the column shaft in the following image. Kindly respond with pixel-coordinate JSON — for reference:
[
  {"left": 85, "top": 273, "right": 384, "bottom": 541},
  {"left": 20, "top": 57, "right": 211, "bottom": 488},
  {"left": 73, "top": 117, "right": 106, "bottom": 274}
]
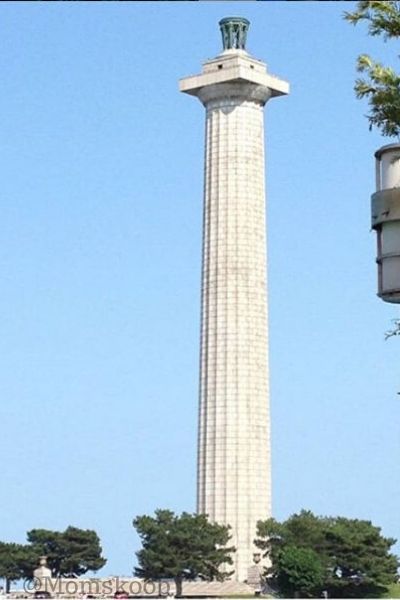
[{"left": 198, "top": 96, "right": 271, "bottom": 582}]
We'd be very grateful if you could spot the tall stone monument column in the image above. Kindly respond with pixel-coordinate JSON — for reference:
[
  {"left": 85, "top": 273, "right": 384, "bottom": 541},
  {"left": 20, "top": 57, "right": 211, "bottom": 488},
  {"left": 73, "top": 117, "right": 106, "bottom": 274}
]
[{"left": 180, "top": 18, "right": 289, "bottom": 582}]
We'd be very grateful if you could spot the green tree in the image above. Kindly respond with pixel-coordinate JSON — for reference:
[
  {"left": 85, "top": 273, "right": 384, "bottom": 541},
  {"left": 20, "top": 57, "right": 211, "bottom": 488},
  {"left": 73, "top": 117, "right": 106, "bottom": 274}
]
[
  {"left": 276, "top": 546, "right": 324, "bottom": 598},
  {"left": 0, "top": 543, "right": 36, "bottom": 592},
  {"left": 345, "top": 1, "right": 400, "bottom": 137},
  {"left": 256, "top": 511, "right": 330, "bottom": 580},
  {"left": 256, "top": 510, "right": 399, "bottom": 598},
  {"left": 133, "top": 509, "right": 235, "bottom": 598},
  {"left": 27, "top": 526, "right": 106, "bottom": 577}
]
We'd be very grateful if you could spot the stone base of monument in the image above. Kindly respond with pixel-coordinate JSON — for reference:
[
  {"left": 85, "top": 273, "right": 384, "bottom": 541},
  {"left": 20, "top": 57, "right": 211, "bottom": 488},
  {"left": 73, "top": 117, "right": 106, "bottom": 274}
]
[{"left": 9, "top": 577, "right": 271, "bottom": 599}]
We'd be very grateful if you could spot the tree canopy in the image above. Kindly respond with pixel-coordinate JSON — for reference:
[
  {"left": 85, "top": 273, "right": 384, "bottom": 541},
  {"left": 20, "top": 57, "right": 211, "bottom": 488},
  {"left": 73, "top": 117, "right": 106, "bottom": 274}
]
[
  {"left": 275, "top": 545, "right": 324, "bottom": 598},
  {"left": 133, "top": 509, "right": 235, "bottom": 597},
  {"left": 256, "top": 510, "right": 399, "bottom": 598},
  {"left": 0, "top": 543, "right": 37, "bottom": 592},
  {"left": 0, "top": 526, "right": 106, "bottom": 590},
  {"left": 27, "top": 526, "right": 106, "bottom": 578},
  {"left": 345, "top": 1, "right": 400, "bottom": 137}
]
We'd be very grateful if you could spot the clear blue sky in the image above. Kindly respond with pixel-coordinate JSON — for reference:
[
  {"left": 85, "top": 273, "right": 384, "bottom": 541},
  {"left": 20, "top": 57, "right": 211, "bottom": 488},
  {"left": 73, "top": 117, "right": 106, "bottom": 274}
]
[{"left": 0, "top": 1, "right": 399, "bottom": 579}]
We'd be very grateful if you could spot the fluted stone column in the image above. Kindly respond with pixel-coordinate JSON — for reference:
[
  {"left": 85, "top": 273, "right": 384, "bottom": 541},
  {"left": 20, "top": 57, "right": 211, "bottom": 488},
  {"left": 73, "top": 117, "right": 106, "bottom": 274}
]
[{"left": 180, "top": 18, "right": 289, "bottom": 582}]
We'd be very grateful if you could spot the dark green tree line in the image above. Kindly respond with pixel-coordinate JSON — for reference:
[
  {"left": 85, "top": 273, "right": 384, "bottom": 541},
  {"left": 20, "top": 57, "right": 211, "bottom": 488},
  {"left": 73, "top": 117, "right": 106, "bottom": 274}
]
[{"left": 256, "top": 510, "right": 399, "bottom": 598}]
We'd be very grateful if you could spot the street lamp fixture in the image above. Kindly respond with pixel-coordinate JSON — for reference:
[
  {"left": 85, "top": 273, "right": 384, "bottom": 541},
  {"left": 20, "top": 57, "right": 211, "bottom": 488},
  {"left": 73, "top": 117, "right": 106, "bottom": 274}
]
[{"left": 372, "top": 144, "right": 400, "bottom": 303}]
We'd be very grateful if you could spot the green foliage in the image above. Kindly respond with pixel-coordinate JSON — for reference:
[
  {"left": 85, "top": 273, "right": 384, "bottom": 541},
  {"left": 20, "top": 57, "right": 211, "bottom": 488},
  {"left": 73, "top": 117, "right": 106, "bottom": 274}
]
[
  {"left": 256, "top": 511, "right": 330, "bottom": 579},
  {"left": 345, "top": 1, "right": 400, "bottom": 137},
  {"left": 133, "top": 509, "right": 235, "bottom": 597},
  {"left": 345, "top": 2, "right": 400, "bottom": 39},
  {"left": 354, "top": 55, "right": 400, "bottom": 137},
  {"left": 256, "top": 510, "right": 399, "bottom": 598},
  {"left": 276, "top": 546, "right": 324, "bottom": 598},
  {"left": 27, "top": 526, "right": 106, "bottom": 577},
  {"left": 384, "top": 583, "right": 400, "bottom": 598},
  {"left": 0, "top": 543, "right": 37, "bottom": 591},
  {"left": 0, "top": 527, "right": 106, "bottom": 589}
]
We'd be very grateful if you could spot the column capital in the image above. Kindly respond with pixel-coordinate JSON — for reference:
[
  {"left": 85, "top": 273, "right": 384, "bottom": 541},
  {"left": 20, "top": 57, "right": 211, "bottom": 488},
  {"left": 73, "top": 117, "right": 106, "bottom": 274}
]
[
  {"left": 180, "top": 48, "right": 288, "bottom": 104},
  {"left": 196, "top": 81, "right": 272, "bottom": 108}
]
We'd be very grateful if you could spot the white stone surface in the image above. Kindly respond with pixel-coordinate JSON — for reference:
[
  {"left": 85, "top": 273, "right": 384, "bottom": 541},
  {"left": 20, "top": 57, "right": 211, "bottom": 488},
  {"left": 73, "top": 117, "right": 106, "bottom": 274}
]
[{"left": 181, "top": 46, "right": 288, "bottom": 582}]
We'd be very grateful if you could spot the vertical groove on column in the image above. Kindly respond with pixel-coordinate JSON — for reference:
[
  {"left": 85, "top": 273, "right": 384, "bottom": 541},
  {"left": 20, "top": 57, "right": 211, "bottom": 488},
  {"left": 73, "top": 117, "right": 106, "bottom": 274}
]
[
  {"left": 205, "top": 107, "right": 214, "bottom": 517},
  {"left": 198, "top": 110, "right": 211, "bottom": 514},
  {"left": 212, "top": 107, "right": 219, "bottom": 521},
  {"left": 223, "top": 107, "right": 228, "bottom": 530},
  {"left": 233, "top": 105, "right": 240, "bottom": 559}
]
